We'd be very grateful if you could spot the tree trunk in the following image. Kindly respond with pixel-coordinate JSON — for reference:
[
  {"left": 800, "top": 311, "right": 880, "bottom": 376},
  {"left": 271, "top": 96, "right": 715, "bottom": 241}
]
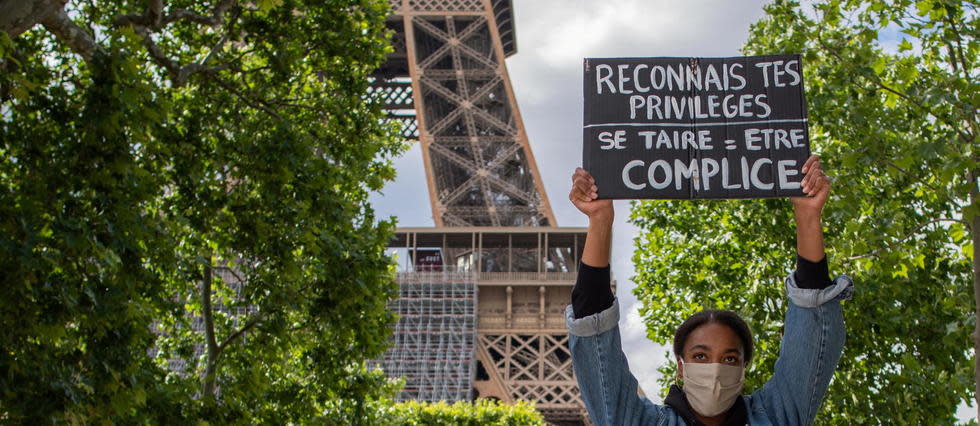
[
  {"left": 202, "top": 263, "right": 219, "bottom": 399},
  {"left": 972, "top": 180, "right": 978, "bottom": 422}
]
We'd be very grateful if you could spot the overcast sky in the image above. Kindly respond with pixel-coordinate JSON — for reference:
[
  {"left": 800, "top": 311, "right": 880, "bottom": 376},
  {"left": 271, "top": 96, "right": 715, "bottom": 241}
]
[{"left": 369, "top": 0, "right": 972, "bottom": 419}]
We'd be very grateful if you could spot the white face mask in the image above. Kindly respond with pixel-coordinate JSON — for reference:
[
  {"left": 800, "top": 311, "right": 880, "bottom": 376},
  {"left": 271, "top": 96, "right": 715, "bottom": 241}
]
[{"left": 680, "top": 360, "right": 745, "bottom": 417}]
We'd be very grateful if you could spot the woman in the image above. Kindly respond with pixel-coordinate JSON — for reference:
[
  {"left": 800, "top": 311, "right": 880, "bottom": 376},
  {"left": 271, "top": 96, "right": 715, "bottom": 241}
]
[{"left": 566, "top": 155, "right": 852, "bottom": 426}]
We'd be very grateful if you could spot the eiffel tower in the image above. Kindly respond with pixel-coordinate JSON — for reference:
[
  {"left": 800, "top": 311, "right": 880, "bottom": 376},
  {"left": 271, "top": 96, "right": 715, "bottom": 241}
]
[{"left": 371, "top": 1, "right": 593, "bottom": 424}]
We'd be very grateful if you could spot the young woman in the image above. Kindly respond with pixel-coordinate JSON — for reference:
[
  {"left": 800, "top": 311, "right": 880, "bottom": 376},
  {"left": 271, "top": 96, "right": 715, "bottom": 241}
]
[{"left": 566, "top": 155, "right": 852, "bottom": 426}]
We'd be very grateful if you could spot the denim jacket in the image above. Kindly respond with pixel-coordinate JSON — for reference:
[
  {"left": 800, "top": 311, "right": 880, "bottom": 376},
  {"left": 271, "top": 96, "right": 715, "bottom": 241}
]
[{"left": 565, "top": 273, "right": 854, "bottom": 426}]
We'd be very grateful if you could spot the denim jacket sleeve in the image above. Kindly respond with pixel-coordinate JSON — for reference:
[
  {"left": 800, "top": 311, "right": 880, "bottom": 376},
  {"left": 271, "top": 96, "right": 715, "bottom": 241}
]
[
  {"left": 565, "top": 299, "right": 669, "bottom": 426},
  {"left": 752, "top": 273, "right": 854, "bottom": 426}
]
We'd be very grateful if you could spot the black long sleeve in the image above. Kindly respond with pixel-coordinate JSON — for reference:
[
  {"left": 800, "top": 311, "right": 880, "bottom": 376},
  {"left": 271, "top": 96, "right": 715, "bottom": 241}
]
[
  {"left": 571, "top": 262, "right": 614, "bottom": 319},
  {"left": 571, "top": 254, "right": 830, "bottom": 319},
  {"left": 794, "top": 254, "right": 833, "bottom": 289}
]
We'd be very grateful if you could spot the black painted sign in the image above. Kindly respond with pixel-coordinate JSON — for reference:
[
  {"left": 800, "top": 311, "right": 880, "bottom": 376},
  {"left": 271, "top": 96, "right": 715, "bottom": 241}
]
[{"left": 583, "top": 55, "right": 810, "bottom": 199}]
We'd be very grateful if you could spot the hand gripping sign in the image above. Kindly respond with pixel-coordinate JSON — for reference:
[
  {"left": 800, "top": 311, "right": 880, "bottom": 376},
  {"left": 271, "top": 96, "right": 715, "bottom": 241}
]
[{"left": 583, "top": 55, "right": 810, "bottom": 199}]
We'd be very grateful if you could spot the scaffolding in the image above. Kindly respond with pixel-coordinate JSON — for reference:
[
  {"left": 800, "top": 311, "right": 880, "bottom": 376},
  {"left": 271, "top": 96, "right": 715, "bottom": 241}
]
[
  {"left": 374, "top": 270, "right": 478, "bottom": 402},
  {"left": 374, "top": 229, "right": 593, "bottom": 424},
  {"left": 372, "top": 1, "right": 592, "bottom": 423}
]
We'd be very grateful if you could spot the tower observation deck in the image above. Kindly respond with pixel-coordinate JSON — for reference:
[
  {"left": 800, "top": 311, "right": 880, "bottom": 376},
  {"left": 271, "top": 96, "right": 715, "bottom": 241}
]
[{"left": 371, "top": 1, "right": 594, "bottom": 424}]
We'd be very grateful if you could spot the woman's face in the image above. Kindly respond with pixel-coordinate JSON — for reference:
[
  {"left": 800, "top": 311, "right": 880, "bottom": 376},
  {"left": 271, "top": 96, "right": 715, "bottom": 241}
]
[{"left": 678, "top": 322, "right": 745, "bottom": 373}]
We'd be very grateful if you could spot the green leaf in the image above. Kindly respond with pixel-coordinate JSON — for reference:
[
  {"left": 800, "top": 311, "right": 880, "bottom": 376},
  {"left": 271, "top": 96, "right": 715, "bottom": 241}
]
[
  {"left": 916, "top": 0, "right": 933, "bottom": 16},
  {"left": 256, "top": 0, "right": 284, "bottom": 13}
]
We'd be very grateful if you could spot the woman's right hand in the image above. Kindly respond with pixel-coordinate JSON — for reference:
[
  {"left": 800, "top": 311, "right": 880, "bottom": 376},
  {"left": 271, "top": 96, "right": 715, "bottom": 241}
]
[{"left": 569, "top": 168, "right": 613, "bottom": 222}]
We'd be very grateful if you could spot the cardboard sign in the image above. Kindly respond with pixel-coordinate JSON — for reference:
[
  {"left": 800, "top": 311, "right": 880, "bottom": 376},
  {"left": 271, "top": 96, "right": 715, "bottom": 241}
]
[{"left": 583, "top": 55, "right": 810, "bottom": 199}]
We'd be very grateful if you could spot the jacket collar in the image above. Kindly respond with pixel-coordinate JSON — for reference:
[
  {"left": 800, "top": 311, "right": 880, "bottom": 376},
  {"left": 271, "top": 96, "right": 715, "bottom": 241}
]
[{"left": 664, "top": 385, "right": 748, "bottom": 426}]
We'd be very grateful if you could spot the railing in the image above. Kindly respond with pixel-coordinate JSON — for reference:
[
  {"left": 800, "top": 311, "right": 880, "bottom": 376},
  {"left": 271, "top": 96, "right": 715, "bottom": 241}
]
[
  {"left": 396, "top": 269, "right": 476, "bottom": 283},
  {"left": 395, "top": 267, "right": 576, "bottom": 283},
  {"left": 478, "top": 271, "right": 576, "bottom": 282}
]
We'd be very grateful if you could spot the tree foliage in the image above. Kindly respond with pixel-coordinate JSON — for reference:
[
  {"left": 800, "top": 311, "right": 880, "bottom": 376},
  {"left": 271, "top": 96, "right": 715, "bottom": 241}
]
[
  {"left": 378, "top": 400, "right": 546, "bottom": 425},
  {"left": 630, "top": 0, "right": 977, "bottom": 423},
  {"left": 0, "top": 0, "right": 407, "bottom": 422}
]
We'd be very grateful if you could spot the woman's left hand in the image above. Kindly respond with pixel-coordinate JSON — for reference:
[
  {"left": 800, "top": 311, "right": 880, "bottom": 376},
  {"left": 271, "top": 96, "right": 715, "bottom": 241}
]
[{"left": 790, "top": 154, "right": 831, "bottom": 220}]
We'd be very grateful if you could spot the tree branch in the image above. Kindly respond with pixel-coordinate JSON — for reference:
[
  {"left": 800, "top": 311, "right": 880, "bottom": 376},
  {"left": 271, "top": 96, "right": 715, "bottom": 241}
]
[
  {"left": 209, "top": 75, "right": 284, "bottom": 120},
  {"left": 132, "top": 26, "right": 230, "bottom": 87},
  {"left": 39, "top": 4, "right": 102, "bottom": 63},
  {"left": 201, "top": 262, "right": 219, "bottom": 399},
  {"left": 133, "top": 26, "right": 177, "bottom": 73},
  {"left": 945, "top": 15, "right": 973, "bottom": 81},
  {"left": 118, "top": 1, "right": 238, "bottom": 87},
  {"left": 815, "top": 33, "right": 973, "bottom": 144},
  {"left": 881, "top": 158, "right": 950, "bottom": 201},
  {"left": 114, "top": 0, "right": 235, "bottom": 28},
  {"left": 163, "top": 1, "right": 235, "bottom": 27},
  {"left": 0, "top": 0, "right": 64, "bottom": 38},
  {"left": 942, "top": 15, "right": 978, "bottom": 148},
  {"left": 217, "top": 313, "right": 263, "bottom": 355},
  {"left": 845, "top": 218, "right": 970, "bottom": 261}
]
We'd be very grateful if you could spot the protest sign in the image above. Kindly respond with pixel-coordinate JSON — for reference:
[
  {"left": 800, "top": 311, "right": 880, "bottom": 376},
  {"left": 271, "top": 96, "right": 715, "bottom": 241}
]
[{"left": 583, "top": 54, "right": 810, "bottom": 199}]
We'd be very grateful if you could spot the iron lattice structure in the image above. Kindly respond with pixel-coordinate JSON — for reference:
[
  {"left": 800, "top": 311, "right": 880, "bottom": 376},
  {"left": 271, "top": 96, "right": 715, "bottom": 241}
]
[
  {"left": 371, "top": 1, "right": 592, "bottom": 424},
  {"left": 374, "top": 0, "right": 555, "bottom": 227}
]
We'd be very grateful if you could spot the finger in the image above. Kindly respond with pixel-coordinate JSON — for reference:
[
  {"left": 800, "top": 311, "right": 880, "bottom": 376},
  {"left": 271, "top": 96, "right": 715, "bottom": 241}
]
[
  {"left": 805, "top": 154, "right": 820, "bottom": 172},
  {"left": 807, "top": 164, "right": 823, "bottom": 178},
  {"left": 813, "top": 174, "right": 830, "bottom": 196},
  {"left": 575, "top": 168, "right": 594, "bottom": 180},
  {"left": 575, "top": 176, "right": 598, "bottom": 194},
  {"left": 805, "top": 166, "right": 825, "bottom": 194},
  {"left": 572, "top": 180, "right": 598, "bottom": 201},
  {"left": 805, "top": 175, "right": 819, "bottom": 195},
  {"left": 574, "top": 180, "right": 593, "bottom": 196},
  {"left": 802, "top": 173, "right": 814, "bottom": 194},
  {"left": 804, "top": 161, "right": 821, "bottom": 179},
  {"left": 802, "top": 155, "right": 820, "bottom": 174},
  {"left": 813, "top": 177, "right": 830, "bottom": 198},
  {"left": 569, "top": 190, "right": 591, "bottom": 204},
  {"left": 803, "top": 171, "right": 823, "bottom": 195}
]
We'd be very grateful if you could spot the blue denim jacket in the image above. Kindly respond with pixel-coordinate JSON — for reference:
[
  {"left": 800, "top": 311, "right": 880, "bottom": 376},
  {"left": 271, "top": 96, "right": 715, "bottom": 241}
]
[{"left": 565, "top": 273, "right": 854, "bottom": 426}]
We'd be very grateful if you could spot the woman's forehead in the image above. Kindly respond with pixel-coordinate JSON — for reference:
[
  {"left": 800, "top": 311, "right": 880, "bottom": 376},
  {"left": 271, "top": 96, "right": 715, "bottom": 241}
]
[{"left": 684, "top": 322, "right": 743, "bottom": 351}]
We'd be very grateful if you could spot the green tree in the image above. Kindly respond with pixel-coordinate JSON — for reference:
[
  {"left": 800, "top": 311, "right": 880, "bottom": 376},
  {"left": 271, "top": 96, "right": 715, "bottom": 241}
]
[
  {"left": 630, "top": 0, "right": 976, "bottom": 423},
  {"left": 381, "top": 400, "right": 546, "bottom": 425},
  {"left": 0, "top": 0, "right": 406, "bottom": 422}
]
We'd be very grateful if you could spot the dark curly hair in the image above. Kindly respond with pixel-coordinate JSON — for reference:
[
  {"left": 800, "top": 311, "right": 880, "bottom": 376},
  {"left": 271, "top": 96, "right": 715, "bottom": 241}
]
[{"left": 673, "top": 309, "right": 754, "bottom": 363}]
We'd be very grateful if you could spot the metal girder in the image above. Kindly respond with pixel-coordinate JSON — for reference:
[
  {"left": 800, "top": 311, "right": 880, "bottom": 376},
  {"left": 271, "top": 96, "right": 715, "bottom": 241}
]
[
  {"left": 371, "top": 1, "right": 587, "bottom": 424},
  {"left": 375, "top": 0, "right": 554, "bottom": 228}
]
